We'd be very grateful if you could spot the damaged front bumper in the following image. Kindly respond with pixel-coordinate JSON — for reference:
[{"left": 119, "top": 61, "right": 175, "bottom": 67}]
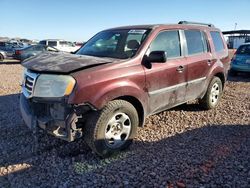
[{"left": 20, "top": 94, "right": 84, "bottom": 142}]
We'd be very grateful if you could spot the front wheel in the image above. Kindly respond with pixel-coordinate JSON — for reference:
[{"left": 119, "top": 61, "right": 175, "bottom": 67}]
[
  {"left": 84, "top": 100, "right": 139, "bottom": 157},
  {"left": 200, "top": 76, "right": 223, "bottom": 110}
]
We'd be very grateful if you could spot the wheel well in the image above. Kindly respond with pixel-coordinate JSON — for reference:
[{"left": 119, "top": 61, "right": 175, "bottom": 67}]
[
  {"left": 0, "top": 53, "right": 4, "bottom": 59},
  {"left": 115, "top": 96, "right": 144, "bottom": 127},
  {"left": 214, "top": 72, "right": 225, "bottom": 88}
]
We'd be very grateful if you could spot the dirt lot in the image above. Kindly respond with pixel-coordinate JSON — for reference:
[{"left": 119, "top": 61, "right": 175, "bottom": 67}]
[{"left": 0, "top": 62, "right": 250, "bottom": 188}]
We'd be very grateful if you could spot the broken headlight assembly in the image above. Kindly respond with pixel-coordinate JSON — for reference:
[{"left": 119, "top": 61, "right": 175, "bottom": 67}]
[{"left": 33, "top": 74, "right": 76, "bottom": 98}]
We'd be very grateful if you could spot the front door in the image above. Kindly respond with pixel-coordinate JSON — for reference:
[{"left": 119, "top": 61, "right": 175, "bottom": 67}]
[{"left": 143, "top": 30, "right": 188, "bottom": 114}]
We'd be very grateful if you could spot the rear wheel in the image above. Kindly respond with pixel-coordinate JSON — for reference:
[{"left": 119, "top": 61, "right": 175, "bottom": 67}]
[
  {"left": 200, "top": 76, "right": 223, "bottom": 110},
  {"left": 84, "top": 100, "right": 139, "bottom": 157}
]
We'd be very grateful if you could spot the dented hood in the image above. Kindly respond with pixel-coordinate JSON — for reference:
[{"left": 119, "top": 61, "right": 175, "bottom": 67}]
[{"left": 21, "top": 52, "right": 116, "bottom": 73}]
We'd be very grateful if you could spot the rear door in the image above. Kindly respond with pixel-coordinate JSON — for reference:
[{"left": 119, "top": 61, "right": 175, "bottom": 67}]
[
  {"left": 144, "top": 30, "right": 188, "bottom": 114},
  {"left": 183, "top": 30, "right": 212, "bottom": 101}
]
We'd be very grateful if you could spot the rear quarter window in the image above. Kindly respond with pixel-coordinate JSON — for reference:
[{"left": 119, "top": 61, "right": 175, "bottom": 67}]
[{"left": 210, "top": 31, "right": 225, "bottom": 52}]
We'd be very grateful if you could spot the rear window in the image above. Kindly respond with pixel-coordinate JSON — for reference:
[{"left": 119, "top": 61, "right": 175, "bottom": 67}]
[
  {"left": 184, "top": 30, "right": 208, "bottom": 55},
  {"left": 210, "top": 31, "right": 225, "bottom": 52},
  {"left": 236, "top": 45, "right": 250, "bottom": 55}
]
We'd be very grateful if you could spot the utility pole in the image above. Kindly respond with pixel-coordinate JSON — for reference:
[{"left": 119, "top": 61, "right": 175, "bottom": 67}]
[
  {"left": 233, "top": 23, "right": 237, "bottom": 49},
  {"left": 234, "top": 23, "right": 237, "bottom": 31}
]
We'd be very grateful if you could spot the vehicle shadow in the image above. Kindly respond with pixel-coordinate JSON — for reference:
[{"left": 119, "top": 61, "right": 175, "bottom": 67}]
[
  {"left": 170, "top": 102, "right": 203, "bottom": 112},
  {"left": 0, "top": 94, "right": 249, "bottom": 187},
  {"left": 227, "top": 73, "right": 250, "bottom": 82}
]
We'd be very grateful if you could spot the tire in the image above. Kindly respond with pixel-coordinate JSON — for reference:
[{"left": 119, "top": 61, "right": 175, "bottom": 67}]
[
  {"left": 0, "top": 54, "right": 4, "bottom": 62},
  {"left": 200, "top": 76, "right": 223, "bottom": 110},
  {"left": 84, "top": 100, "right": 139, "bottom": 158}
]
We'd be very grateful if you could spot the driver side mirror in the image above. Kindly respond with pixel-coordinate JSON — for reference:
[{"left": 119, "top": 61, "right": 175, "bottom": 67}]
[{"left": 147, "top": 51, "right": 167, "bottom": 63}]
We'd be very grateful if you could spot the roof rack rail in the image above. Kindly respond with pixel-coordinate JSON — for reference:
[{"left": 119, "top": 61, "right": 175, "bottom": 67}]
[{"left": 178, "top": 21, "right": 215, "bottom": 28}]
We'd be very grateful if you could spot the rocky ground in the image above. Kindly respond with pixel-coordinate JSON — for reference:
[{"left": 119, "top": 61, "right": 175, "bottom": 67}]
[{"left": 0, "top": 62, "right": 249, "bottom": 188}]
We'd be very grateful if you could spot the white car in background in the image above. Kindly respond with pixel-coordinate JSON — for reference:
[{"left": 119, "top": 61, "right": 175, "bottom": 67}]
[{"left": 39, "top": 39, "right": 80, "bottom": 53}]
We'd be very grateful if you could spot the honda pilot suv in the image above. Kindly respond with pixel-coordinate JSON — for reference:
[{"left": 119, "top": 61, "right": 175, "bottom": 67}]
[{"left": 20, "top": 21, "right": 230, "bottom": 157}]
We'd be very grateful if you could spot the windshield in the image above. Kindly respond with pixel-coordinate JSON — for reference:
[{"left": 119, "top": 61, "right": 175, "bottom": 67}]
[
  {"left": 236, "top": 45, "right": 250, "bottom": 55},
  {"left": 76, "top": 29, "right": 151, "bottom": 59}
]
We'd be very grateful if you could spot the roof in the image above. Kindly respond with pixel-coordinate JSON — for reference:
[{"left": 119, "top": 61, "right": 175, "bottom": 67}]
[
  {"left": 223, "top": 30, "right": 250, "bottom": 35},
  {"left": 106, "top": 23, "right": 219, "bottom": 32},
  {"left": 106, "top": 24, "right": 159, "bottom": 30}
]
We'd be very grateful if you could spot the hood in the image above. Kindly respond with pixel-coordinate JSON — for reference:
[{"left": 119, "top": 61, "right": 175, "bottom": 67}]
[{"left": 21, "top": 52, "right": 116, "bottom": 73}]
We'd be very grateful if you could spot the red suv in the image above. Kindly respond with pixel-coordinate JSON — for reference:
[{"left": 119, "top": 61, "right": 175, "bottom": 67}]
[{"left": 20, "top": 21, "right": 230, "bottom": 157}]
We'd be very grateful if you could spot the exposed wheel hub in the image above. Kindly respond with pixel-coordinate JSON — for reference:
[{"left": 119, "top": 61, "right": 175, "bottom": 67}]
[
  {"left": 210, "top": 83, "right": 220, "bottom": 105},
  {"left": 111, "top": 123, "right": 122, "bottom": 135},
  {"left": 105, "top": 112, "right": 132, "bottom": 148}
]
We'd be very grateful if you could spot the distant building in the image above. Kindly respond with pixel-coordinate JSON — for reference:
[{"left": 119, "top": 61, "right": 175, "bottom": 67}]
[{"left": 223, "top": 30, "right": 250, "bottom": 49}]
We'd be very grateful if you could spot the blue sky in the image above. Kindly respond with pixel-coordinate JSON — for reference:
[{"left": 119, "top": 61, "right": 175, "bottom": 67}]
[{"left": 1, "top": 0, "right": 249, "bottom": 42}]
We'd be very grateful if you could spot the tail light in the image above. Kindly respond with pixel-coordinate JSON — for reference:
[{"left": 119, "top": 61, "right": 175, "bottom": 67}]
[{"left": 15, "top": 50, "right": 22, "bottom": 55}]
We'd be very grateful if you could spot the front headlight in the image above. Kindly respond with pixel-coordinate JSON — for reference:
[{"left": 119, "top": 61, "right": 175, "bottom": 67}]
[{"left": 33, "top": 74, "right": 76, "bottom": 98}]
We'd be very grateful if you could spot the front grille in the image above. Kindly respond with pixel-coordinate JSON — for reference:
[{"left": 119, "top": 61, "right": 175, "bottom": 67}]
[{"left": 22, "top": 70, "right": 38, "bottom": 98}]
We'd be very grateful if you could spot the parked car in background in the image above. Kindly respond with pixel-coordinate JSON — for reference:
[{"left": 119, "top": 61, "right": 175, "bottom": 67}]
[
  {"left": 39, "top": 39, "right": 80, "bottom": 53},
  {"left": 20, "top": 21, "right": 230, "bottom": 157},
  {"left": 74, "top": 42, "right": 84, "bottom": 47},
  {"left": 0, "top": 42, "right": 24, "bottom": 58},
  {"left": 9, "top": 40, "right": 29, "bottom": 48},
  {"left": 14, "top": 44, "right": 59, "bottom": 61},
  {"left": 0, "top": 50, "right": 7, "bottom": 61},
  {"left": 230, "top": 43, "right": 250, "bottom": 75}
]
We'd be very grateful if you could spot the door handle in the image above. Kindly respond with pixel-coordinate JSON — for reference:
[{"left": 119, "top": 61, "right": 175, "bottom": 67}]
[
  {"left": 176, "top": 65, "right": 184, "bottom": 72},
  {"left": 207, "top": 60, "right": 212, "bottom": 66}
]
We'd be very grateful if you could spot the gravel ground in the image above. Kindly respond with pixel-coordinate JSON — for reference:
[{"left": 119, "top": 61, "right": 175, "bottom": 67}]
[{"left": 0, "top": 62, "right": 250, "bottom": 188}]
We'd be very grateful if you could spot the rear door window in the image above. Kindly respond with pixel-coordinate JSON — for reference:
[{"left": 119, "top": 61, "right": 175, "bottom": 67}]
[
  {"left": 184, "top": 30, "right": 207, "bottom": 55},
  {"left": 201, "top": 32, "right": 209, "bottom": 52},
  {"left": 210, "top": 31, "right": 225, "bottom": 52},
  {"left": 150, "top": 30, "right": 181, "bottom": 58}
]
